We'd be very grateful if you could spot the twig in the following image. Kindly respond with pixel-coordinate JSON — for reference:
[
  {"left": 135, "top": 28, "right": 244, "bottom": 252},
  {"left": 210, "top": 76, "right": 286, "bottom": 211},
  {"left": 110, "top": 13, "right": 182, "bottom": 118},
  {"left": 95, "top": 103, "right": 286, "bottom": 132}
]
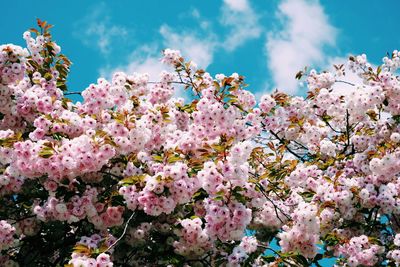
[
  {"left": 99, "top": 170, "right": 123, "bottom": 181},
  {"left": 292, "top": 140, "right": 309, "bottom": 151},
  {"left": 269, "top": 130, "right": 305, "bottom": 162},
  {"left": 147, "top": 80, "right": 190, "bottom": 86},
  {"left": 258, "top": 245, "right": 298, "bottom": 267},
  {"left": 393, "top": 215, "right": 400, "bottom": 229},
  {"left": 320, "top": 116, "right": 344, "bottom": 134},
  {"left": 10, "top": 214, "right": 36, "bottom": 225},
  {"left": 335, "top": 80, "right": 355, "bottom": 86},
  {"left": 63, "top": 80, "right": 191, "bottom": 97},
  {"left": 105, "top": 212, "right": 136, "bottom": 252},
  {"left": 255, "top": 183, "right": 291, "bottom": 222},
  {"left": 64, "top": 91, "right": 82, "bottom": 95},
  {"left": 341, "top": 109, "right": 355, "bottom": 156}
]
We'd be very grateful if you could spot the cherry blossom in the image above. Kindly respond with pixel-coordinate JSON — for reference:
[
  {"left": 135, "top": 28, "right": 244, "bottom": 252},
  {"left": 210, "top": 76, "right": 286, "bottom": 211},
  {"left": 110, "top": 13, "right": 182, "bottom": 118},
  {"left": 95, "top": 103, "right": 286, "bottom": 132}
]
[{"left": 1, "top": 19, "right": 400, "bottom": 266}]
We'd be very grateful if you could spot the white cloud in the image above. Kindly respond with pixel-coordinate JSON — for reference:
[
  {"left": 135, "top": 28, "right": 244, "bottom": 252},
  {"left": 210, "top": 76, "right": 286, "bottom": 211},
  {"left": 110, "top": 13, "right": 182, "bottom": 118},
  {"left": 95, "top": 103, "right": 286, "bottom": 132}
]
[
  {"left": 223, "top": 0, "right": 250, "bottom": 12},
  {"left": 100, "top": 0, "right": 262, "bottom": 97},
  {"left": 220, "top": 0, "right": 261, "bottom": 51},
  {"left": 103, "top": 20, "right": 219, "bottom": 79},
  {"left": 127, "top": 57, "right": 166, "bottom": 80},
  {"left": 191, "top": 8, "right": 201, "bottom": 19},
  {"left": 100, "top": 44, "right": 168, "bottom": 80},
  {"left": 86, "top": 24, "right": 128, "bottom": 55},
  {"left": 98, "top": 1, "right": 261, "bottom": 83},
  {"left": 266, "top": 0, "right": 337, "bottom": 94},
  {"left": 103, "top": 23, "right": 218, "bottom": 100},
  {"left": 327, "top": 56, "right": 377, "bottom": 97},
  {"left": 76, "top": 2, "right": 129, "bottom": 56},
  {"left": 159, "top": 25, "right": 217, "bottom": 69},
  {"left": 100, "top": 45, "right": 190, "bottom": 100}
]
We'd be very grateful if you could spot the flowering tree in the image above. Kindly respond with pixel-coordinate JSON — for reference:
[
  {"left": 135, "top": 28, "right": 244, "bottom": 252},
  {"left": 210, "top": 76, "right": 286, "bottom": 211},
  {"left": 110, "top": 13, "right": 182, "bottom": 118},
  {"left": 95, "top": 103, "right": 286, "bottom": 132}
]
[{"left": 1, "top": 20, "right": 400, "bottom": 267}]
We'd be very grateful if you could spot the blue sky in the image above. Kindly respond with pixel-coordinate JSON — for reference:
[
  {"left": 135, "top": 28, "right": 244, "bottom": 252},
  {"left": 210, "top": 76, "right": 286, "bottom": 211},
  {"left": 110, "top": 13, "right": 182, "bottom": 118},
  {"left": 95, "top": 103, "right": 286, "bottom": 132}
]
[{"left": 1, "top": 0, "right": 400, "bottom": 97}]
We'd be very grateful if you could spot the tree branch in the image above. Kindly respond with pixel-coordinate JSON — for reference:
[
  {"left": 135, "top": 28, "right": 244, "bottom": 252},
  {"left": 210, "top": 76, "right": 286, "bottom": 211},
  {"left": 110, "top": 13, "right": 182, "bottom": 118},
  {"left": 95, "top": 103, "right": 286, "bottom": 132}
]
[
  {"left": 105, "top": 212, "right": 136, "bottom": 253},
  {"left": 269, "top": 130, "right": 305, "bottom": 162}
]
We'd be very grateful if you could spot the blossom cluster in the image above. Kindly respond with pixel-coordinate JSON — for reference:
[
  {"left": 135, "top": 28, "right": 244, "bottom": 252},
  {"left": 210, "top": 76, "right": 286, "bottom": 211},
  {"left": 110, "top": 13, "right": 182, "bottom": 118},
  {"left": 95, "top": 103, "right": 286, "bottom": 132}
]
[
  {"left": 2, "top": 21, "right": 400, "bottom": 266},
  {"left": 68, "top": 234, "right": 116, "bottom": 267},
  {"left": 227, "top": 236, "right": 258, "bottom": 266},
  {"left": 0, "top": 220, "right": 16, "bottom": 251},
  {"left": 278, "top": 202, "right": 320, "bottom": 258},
  {"left": 173, "top": 217, "right": 212, "bottom": 257},
  {"left": 338, "top": 235, "right": 383, "bottom": 266}
]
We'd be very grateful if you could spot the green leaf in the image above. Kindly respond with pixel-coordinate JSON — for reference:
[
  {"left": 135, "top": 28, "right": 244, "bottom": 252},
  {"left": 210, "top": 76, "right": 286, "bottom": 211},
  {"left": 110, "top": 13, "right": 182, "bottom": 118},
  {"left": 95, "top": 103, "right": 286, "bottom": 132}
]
[
  {"left": 192, "top": 189, "right": 208, "bottom": 201},
  {"left": 261, "top": 255, "right": 276, "bottom": 263},
  {"left": 376, "top": 65, "right": 382, "bottom": 75},
  {"left": 293, "top": 254, "right": 309, "bottom": 266},
  {"left": 38, "top": 147, "right": 54, "bottom": 158},
  {"left": 233, "top": 192, "right": 246, "bottom": 204},
  {"left": 212, "top": 144, "right": 225, "bottom": 152},
  {"left": 167, "top": 154, "right": 181, "bottom": 164},
  {"left": 299, "top": 191, "right": 314, "bottom": 202},
  {"left": 111, "top": 194, "right": 125, "bottom": 206},
  {"left": 119, "top": 174, "right": 146, "bottom": 186},
  {"left": 152, "top": 155, "right": 163, "bottom": 163},
  {"left": 72, "top": 244, "right": 91, "bottom": 255},
  {"left": 323, "top": 233, "right": 340, "bottom": 246},
  {"left": 213, "top": 196, "right": 224, "bottom": 201},
  {"left": 393, "top": 115, "right": 400, "bottom": 124},
  {"left": 233, "top": 186, "right": 244, "bottom": 192}
]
